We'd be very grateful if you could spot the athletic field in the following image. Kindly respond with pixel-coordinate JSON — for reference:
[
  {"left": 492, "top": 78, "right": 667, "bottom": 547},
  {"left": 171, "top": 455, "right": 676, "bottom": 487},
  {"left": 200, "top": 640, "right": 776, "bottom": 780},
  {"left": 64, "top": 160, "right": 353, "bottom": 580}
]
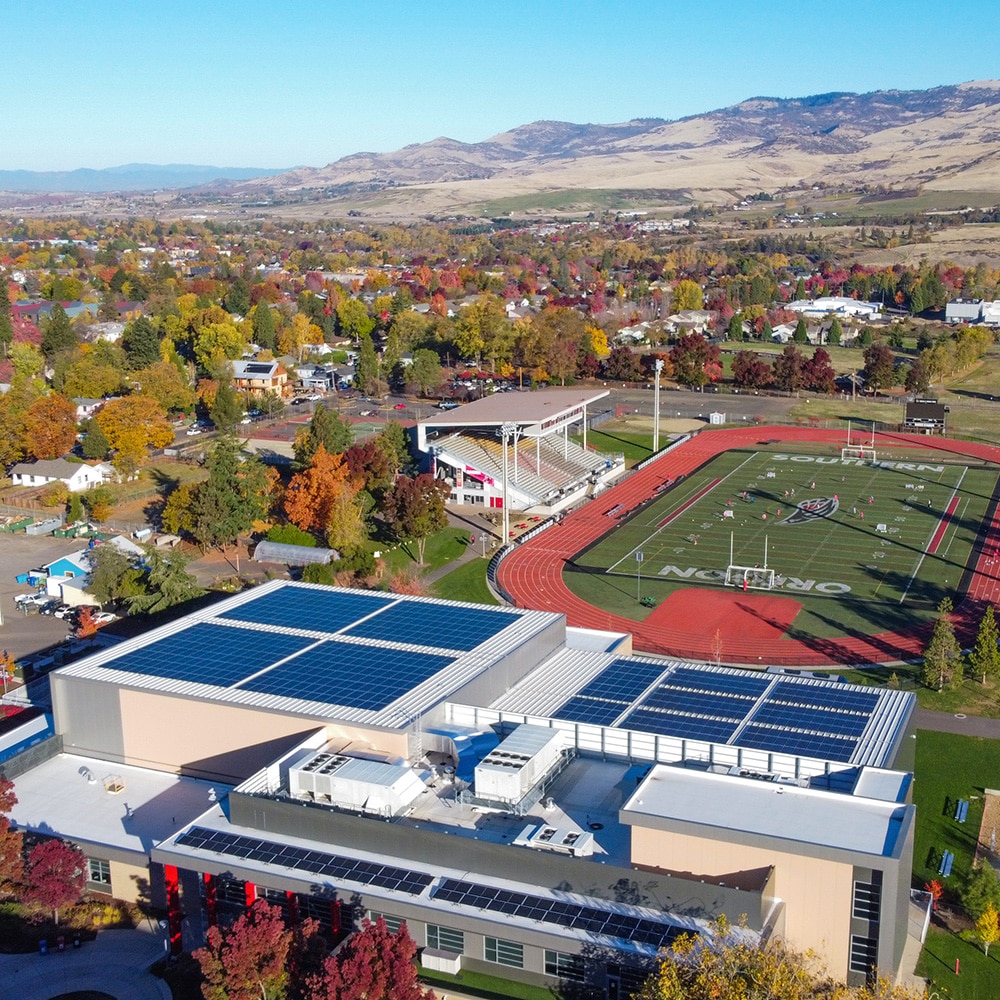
[{"left": 567, "top": 449, "right": 999, "bottom": 638}]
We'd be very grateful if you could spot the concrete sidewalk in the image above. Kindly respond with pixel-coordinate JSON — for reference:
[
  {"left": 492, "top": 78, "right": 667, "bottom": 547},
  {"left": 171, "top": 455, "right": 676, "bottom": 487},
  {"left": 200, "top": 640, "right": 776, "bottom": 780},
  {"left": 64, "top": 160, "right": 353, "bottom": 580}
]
[{"left": 0, "top": 923, "right": 170, "bottom": 1000}]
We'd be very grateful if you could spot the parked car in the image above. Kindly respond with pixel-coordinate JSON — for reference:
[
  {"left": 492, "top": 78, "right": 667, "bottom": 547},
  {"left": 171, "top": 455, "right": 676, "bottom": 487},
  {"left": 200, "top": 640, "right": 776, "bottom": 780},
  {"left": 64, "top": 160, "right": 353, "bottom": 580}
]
[
  {"left": 186, "top": 426, "right": 203, "bottom": 436},
  {"left": 92, "top": 611, "right": 117, "bottom": 625},
  {"left": 305, "top": 393, "right": 322, "bottom": 401},
  {"left": 54, "top": 605, "right": 77, "bottom": 620},
  {"left": 393, "top": 403, "right": 406, "bottom": 410},
  {"left": 47, "top": 602, "right": 72, "bottom": 618}
]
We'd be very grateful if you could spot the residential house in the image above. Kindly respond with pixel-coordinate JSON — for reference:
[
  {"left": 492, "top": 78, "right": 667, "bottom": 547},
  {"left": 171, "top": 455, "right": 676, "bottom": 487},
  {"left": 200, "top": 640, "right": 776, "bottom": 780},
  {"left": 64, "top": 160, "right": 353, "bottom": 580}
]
[
  {"left": 230, "top": 360, "right": 289, "bottom": 396},
  {"left": 10, "top": 459, "right": 113, "bottom": 493}
]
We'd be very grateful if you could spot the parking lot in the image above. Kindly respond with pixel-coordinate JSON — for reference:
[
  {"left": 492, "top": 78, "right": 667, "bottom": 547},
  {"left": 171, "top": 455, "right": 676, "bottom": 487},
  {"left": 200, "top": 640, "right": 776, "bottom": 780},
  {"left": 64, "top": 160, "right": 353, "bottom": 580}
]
[{"left": 0, "top": 534, "right": 95, "bottom": 662}]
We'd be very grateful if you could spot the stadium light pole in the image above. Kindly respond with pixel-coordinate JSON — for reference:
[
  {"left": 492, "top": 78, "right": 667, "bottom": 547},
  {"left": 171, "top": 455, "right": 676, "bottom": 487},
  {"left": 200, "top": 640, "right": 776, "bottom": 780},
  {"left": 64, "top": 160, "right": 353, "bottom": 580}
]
[
  {"left": 653, "top": 359, "right": 664, "bottom": 453},
  {"left": 636, "top": 550, "right": 644, "bottom": 602},
  {"left": 500, "top": 421, "right": 517, "bottom": 544}
]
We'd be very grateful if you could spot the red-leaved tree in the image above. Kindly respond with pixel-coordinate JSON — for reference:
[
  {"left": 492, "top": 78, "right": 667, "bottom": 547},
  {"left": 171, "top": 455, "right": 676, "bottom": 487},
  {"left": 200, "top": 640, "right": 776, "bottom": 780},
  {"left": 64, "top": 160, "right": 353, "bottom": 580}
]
[
  {"left": 23, "top": 838, "right": 85, "bottom": 924},
  {"left": 308, "top": 916, "right": 433, "bottom": 1000},
  {"left": 0, "top": 775, "right": 23, "bottom": 897}
]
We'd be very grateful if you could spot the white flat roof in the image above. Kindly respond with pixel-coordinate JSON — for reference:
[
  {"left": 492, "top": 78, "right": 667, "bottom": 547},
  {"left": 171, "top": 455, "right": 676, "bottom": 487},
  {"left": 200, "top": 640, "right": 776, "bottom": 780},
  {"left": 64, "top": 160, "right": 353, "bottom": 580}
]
[
  {"left": 621, "top": 764, "right": 911, "bottom": 858},
  {"left": 419, "top": 387, "right": 609, "bottom": 428},
  {"left": 10, "top": 753, "right": 231, "bottom": 855}
]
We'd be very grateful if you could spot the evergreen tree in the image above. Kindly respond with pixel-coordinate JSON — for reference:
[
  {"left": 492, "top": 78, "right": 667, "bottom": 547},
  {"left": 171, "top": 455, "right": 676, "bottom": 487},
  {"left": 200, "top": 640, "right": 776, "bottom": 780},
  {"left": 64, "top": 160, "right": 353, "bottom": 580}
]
[
  {"left": 293, "top": 404, "right": 354, "bottom": 468},
  {"left": 80, "top": 416, "right": 110, "bottom": 460},
  {"left": 828, "top": 316, "right": 842, "bottom": 346},
  {"left": 40, "top": 303, "right": 76, "bottom": 357},
  {"left": 224, "top": 276, "right": 251, "bottom": 315},
  {"left": 0, "top": 281, "right": 12, "bottom": 359},
  {"left": 126, "top": 548, "right": 205, "bottom": 614},
  {"left": 210, "top": 381, "right": 243, "bottom": 432},
  {"left": 792, "top": 317, "right": 808, "bottom": 343},
  {"left": 969, "top": 605, "right": 1000, "bottom": 684},
  {"left": 727, "top": 312, "right": 744, "bottom": 342},
  {"left": 921, "top": 597, "right": 963, "bottom": 690},
  {"left": 356, "top": 331, "right": 379, "bottom": 395},
  {"left": 252, "top": 303, "right": 276, "bottom": 351},
  {"left": 122, "top": 316, "right": 161, "bottom": 369},
  {"left": 794, "top": 277, "right": 806, "bottom": 300}
]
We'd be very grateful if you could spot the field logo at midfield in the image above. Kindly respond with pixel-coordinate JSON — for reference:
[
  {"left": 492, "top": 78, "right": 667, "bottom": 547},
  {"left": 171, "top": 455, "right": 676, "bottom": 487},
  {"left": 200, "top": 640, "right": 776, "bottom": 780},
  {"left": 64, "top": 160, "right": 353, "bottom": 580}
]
[{"left": 779, "top": 496, "right": 839, "bottom": 525}]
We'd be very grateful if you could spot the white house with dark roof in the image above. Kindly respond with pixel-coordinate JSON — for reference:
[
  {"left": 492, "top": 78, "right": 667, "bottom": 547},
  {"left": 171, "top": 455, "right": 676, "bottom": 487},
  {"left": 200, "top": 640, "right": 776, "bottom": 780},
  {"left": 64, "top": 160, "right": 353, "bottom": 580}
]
[{"left": 10, "top": 458, "right": 113, "bottom": 492}]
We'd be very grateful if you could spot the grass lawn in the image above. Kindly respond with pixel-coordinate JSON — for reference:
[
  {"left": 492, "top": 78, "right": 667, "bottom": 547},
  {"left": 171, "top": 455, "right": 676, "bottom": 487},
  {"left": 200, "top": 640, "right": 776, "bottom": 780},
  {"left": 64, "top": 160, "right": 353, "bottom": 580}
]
[
  {"left": 418, "top": 965, "right": 557, "bottom": 1000},
  {"left": 377, "top": 527, "right": 472, "bottom": 576},
  {"left": 431, "top": 557, "right": 498, "bottom": 605},
  {"left": 565, "top": 446, "right": 995, "bottom": 637},
  {"left": 910, "top": 730, "right": 1000, "bottom": 997},
  {"left": 572, "top": 429, "right": 655, "bottom": 466},
  {"left": 916, "top": 924, "right": 1000, "bottom": 997}
]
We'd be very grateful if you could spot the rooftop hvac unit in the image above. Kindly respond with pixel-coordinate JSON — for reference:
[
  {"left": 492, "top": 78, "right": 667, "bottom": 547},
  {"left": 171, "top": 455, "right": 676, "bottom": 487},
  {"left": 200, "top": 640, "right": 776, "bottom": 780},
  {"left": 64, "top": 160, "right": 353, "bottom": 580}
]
[
  {"left": 513, "top": 823, "right": 595, "bottom": 857},
  {"left": 474, "top": 725, "right": 565, "bottom": 804}
]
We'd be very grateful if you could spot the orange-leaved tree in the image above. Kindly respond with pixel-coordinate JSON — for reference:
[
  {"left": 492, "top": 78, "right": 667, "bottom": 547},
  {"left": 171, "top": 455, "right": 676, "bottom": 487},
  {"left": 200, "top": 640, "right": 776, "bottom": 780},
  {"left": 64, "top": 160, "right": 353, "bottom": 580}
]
[
  {"left": 24, "top": 393, "right": 78, "bottom": 460},
  {"left": 284, "top": 445, "right": 367, "bottom": 552}
]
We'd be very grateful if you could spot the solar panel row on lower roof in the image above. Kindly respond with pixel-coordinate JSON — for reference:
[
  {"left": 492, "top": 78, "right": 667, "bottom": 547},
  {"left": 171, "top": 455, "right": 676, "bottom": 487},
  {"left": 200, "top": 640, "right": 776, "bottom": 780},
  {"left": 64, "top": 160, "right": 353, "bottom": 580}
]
[
  {"left": 99, "top": 623, "right": 316, "bottom": 686},
  {"left": 433, "top": 878, "right": 682, "bottom": 948},
  {"left": 621, "top": 708, "right": 740, "bottom": 744},
  {"left": 576, "top": 659, "right": 668, "bottom": 702},
  {"left": 235, "top": 641, "right": 455, "bottom": 711},
  {"left": 552, "top": 696, "right": 625, "bottom": 727},
  {"left": 734, "top": 724, "right": 857, "bottom": 763},
  {"left": 642, "top": 687, "right": 754, "bottom": 720},
  {"left": 177, "top": 826, "right": 432, "bottom": 894},
  {"left": 769, "top": 681, "right": 879, "bottom": 714},
  {"left": 664, "top": 666, "right": 772, "bottom": 698},
  {"left": 752, "top": 702, "right": 870, "bottom": 738}
]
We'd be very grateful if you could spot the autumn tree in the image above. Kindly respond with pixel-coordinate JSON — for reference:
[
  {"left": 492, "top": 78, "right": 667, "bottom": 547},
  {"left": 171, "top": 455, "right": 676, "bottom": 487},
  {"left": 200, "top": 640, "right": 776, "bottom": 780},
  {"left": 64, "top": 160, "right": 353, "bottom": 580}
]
[
  {"left": 308, "top": 916, "right": 433, "bottom": 1000},
  {"left": 337, "top": 298, "right": 375, "bottom": 346},
  {"left": 24, "top": 393, "right": 78, "bottom": 460},
  {"left": 383, "top": 474, "right": 450, "bottom": 564},
  {"left": 976, "top": 902, "right": 1000, "bottom": 956},
  {"left": 604, "top": 345, "right": 643, "bottom": 382},
  {"left": 455, "top": 293, "right": 509, "bottom": 367},
  {"left": 195, "top": 900, "right": 295, "bottom": 1000},
  {"left": 0, "top": 775, "right": 23, "bottom": 898},
  {"left": 23, "top": 839, "right": 86, "bottom": 924},
  {"left": 968, "top": 604, "right": 1000, "bottom": 684},
  {"left": 668, "top": 333, "right": 719, "bottom": 390},
  {"left": 134, "top": 360, "right": 195, "bottom": 414},
  {"left": 802, "top": 346, "right": 836, "bottom": 394},
  {"left": 862, "top": 343, "right": 896, "bottom": 395},
  {"left": 96, "top": 395, "right": 175, "bottom": 476},
  {"left": 732, "top": 350, "right": 772, "bottom": 390},
  {"left": 772, "top": 344, "right": 805, "bottom": 393},
  {"left": 921, "top": 596, "right": 963, "bottom": 690},
  {"left": 670, "top": 278, "right": 704, "bottom": 312},
  {"left": 285, "top": 446, "right": 368, "bottom": 551}
]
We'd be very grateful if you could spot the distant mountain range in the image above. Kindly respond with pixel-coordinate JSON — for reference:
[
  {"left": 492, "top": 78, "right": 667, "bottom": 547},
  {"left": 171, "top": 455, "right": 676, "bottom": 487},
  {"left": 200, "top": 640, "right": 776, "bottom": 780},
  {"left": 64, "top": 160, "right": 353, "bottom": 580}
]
[
  {"left": 0, "top": 163, "right": 283, "bottom": 193},
  {"left": 4, "top": 82, "right": 1000, "bottom": 216},
  {"left": 227, "top": 81, "right": 1000, "bottom": 215}
]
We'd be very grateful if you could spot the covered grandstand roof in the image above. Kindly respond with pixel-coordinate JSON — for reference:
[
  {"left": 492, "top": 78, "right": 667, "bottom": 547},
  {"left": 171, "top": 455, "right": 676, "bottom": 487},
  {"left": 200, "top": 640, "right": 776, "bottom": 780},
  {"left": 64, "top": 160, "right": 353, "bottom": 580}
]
[{"left": 419, "top": 387, "right": 609, "bottom": 430}]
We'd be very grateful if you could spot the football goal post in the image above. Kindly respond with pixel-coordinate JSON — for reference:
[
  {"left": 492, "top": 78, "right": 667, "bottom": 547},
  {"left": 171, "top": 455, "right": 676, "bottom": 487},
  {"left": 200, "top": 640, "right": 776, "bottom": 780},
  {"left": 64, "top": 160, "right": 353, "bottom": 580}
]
[
  {"left": 724, "top": 532, "right": 776, "bottom": 590},
  {"left": 842, "top": 419, "right": 876, "bottom": 462}
]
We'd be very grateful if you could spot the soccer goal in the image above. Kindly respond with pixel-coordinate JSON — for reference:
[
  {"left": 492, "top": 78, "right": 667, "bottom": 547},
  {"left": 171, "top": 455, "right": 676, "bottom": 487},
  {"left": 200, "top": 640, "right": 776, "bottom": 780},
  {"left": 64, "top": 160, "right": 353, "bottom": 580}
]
[
  {"left": 841, "top": 445, "right": 877, "bottom": 463},
  {"left": 725, "top": 565, "right": 776, "bottom": 590}
]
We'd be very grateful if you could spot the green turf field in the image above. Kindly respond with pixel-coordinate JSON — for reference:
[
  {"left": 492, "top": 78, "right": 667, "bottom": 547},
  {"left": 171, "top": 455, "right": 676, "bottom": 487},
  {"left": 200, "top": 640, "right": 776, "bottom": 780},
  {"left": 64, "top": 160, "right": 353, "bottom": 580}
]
[{"left": 566, "top": 449, "right": 999, "bottom": 638}]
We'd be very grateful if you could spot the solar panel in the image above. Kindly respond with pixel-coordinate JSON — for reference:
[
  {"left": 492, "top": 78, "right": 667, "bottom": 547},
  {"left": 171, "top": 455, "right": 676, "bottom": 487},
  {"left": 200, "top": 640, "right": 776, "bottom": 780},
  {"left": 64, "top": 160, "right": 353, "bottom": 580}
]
[
  {"left": 576, "top": 659, "right": 668, "bottom": 702},
  {"left": 217, "top": 587, "right": 393, "bottom": 633},
  {"left": 343, "top": 601, "right": 518, "bottom": 651},
  {"left": 235, "top": 639, "right": 455, "bottom": 711},
  {"left": 243, "top": 363, "right": 274, "bottom": 374},
  {"left": 750, "top": 702, "right": 869, "bottom": 738},
  {"left": 552, "top": 696, "right": 625, "bottom": 727},
  {"left": 641, "top": 687, "right": 754, "bottom": 719},
  {"left": 433, "top": 878, "right": 683, "bottom": 948},
  {"left": 665, "top": 667, "right": 772, "bottom": 698},
  {"left": 99, "top": 623, "right": 314, "bottom": 686},
  {"left": 769, "top": 681, "right": 879, "bottom": 714},
  {"left": 177, "top": 826, "right": 432, "bottom": 894},
  {"left": 621, "top": 708, "right": 740, "bottom": 744},
  {"left": 734, "top": 724, "right": 857, "bottom": 762}
]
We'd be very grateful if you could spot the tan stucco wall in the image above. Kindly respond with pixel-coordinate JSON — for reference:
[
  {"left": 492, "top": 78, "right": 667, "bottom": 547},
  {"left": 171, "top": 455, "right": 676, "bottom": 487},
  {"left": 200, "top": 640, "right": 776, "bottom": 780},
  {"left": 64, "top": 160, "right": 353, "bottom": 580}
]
[
  {"left": 109, "top": 859, "right": 151, "bottom": 904},
  {"left": 631, "top": 825, "right": 854, "bottom": 978}
]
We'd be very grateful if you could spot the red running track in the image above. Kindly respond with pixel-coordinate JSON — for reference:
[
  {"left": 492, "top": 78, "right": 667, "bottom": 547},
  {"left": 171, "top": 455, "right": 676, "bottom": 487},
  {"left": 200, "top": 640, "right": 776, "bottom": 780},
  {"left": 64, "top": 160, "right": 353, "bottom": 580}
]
[
  {"left": 927, "top": 496, "right": 960, "bottom": 556},
  {"left": 497, "top": 426, "right": 1000, "bottom": 665}
]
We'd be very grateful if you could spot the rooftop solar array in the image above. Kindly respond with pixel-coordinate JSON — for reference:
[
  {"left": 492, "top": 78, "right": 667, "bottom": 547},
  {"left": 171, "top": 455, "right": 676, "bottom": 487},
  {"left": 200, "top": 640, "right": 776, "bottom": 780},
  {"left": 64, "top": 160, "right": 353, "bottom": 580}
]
[
  {"left": 552, "top": 661, "right": 885, "bottom": 764},
  {"left": 100, "top": 624, "right": 315, "bottom": 686},
  {"left": 433, "top": 878, "right": 683, "bottom": 948},
  {"left": 177, "top": 826, "right": 433, "bottom": 894},
  {"left": 64, "top": 582, "right": 544, "bottom": 722},
  {"left": 234, "top": 641, "right": 454, "bottom": 712},
  {"left": 343, "top": 600, "right": 518, "bottom": 651}
]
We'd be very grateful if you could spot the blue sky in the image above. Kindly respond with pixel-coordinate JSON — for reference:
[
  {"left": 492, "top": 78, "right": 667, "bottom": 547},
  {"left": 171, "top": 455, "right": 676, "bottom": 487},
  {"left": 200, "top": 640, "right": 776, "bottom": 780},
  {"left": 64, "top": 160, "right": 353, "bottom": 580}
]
[{"left": 6, "top": 0, "right": 998, "bottom": 171}]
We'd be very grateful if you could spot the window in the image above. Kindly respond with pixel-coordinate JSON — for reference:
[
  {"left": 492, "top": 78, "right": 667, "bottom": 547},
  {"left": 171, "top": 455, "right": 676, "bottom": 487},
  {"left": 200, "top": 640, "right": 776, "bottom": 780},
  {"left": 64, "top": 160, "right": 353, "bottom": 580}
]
[
  {"left": 426, "top": 925, "right": 464, "bottom": 954},
  {"left": 86, "top": 858, "right": 111, "bottom": 889},
  {"left": 849, "top": 934, "right": 879, "bottom": 975},
  {"left": 853, "top": 878, "right": 882, "bottom": 922},
  {"left": 485, "top": 936, "right": 524, "bottom": 968},
  {"left": 368, "top": 911, "right": 404, "bottom": 934},
  {"left": 545, "top": 950, "right": 584, "bottom": 982}
]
